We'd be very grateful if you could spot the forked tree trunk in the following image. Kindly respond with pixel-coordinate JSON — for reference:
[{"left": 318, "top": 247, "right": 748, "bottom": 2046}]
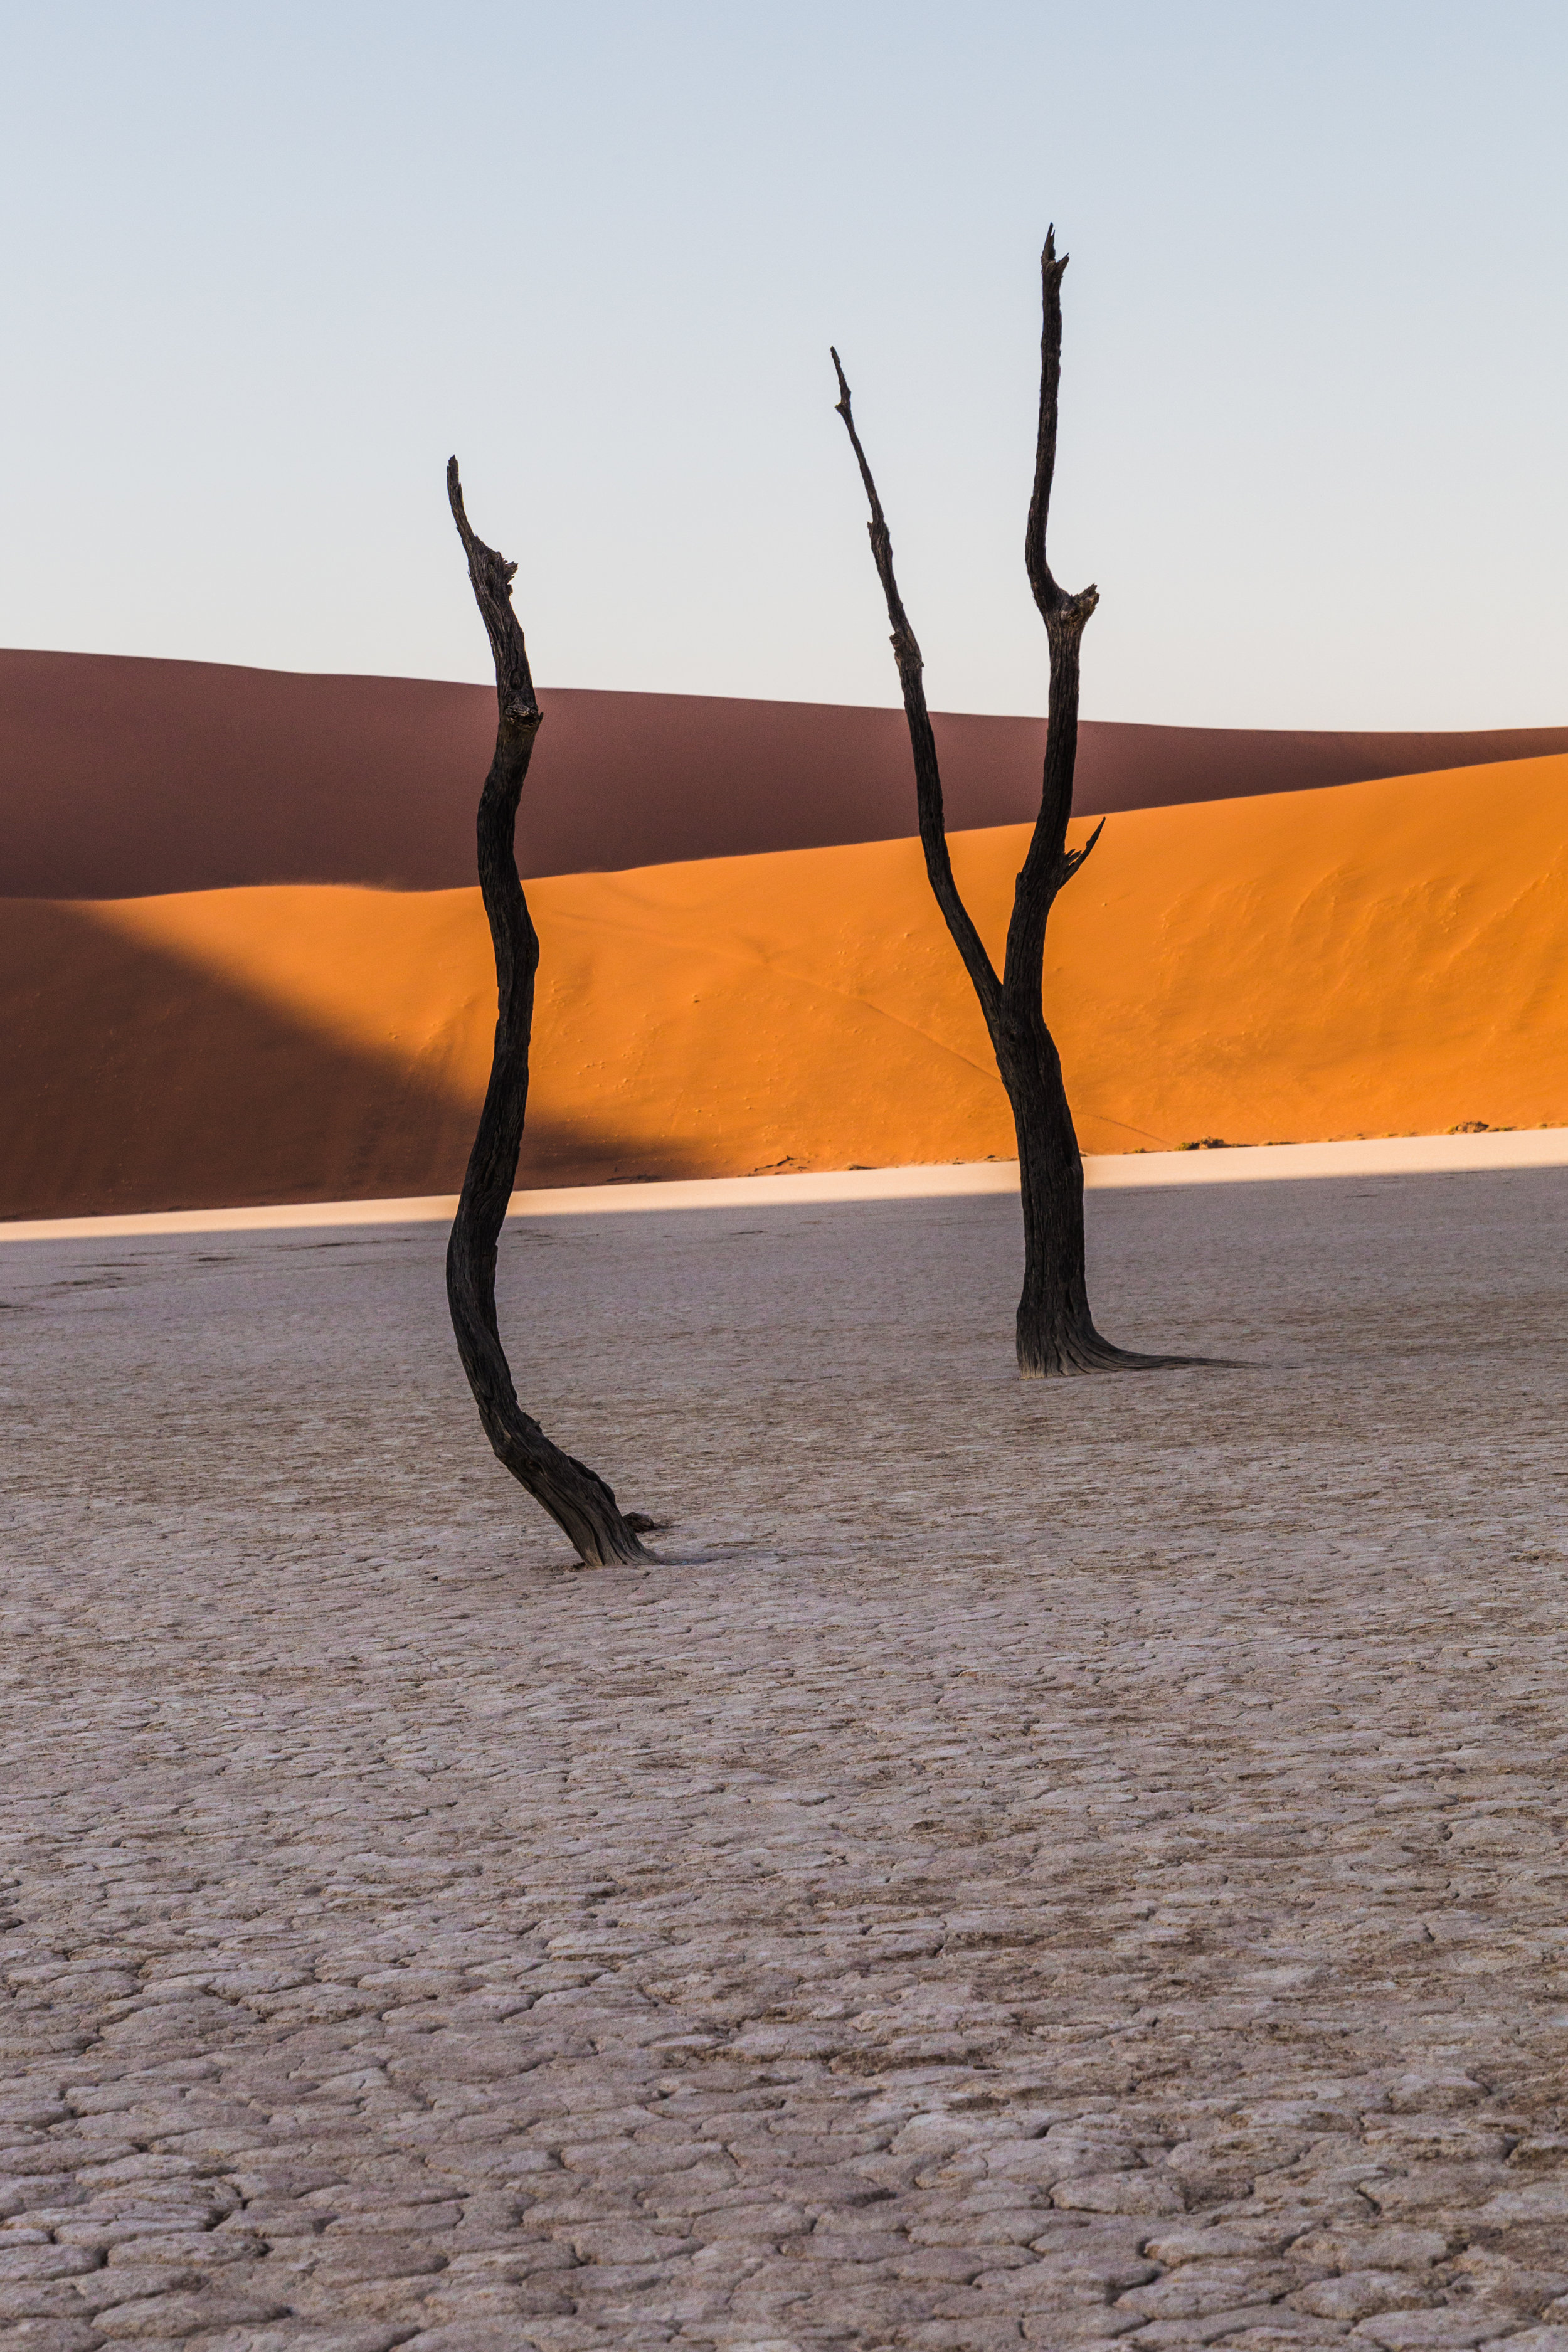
[
  {"left": 834, "top": 233, "right": 1195, "bottom": 1376},
  {"left": 444, "top": 458, "right": 653, "bottom": 1561}
]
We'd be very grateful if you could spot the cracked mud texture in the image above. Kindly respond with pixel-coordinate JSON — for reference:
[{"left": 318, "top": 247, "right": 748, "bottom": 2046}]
[{"left": 2, "top": 1171, "right": 1566, "bottom": 2351}]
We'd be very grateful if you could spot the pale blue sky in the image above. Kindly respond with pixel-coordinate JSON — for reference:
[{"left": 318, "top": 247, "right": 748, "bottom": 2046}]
[{"left": 3, "top": 3, "right": 1564, "bottom": 724}]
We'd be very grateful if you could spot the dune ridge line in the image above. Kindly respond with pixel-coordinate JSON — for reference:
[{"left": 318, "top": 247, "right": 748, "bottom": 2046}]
[{"left": 8, "top": 645, "right": 1568, "bottom": 896}]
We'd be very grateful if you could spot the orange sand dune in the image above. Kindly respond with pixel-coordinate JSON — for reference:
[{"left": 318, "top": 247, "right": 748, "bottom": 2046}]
[{"left": 3, "top": 754, "right": 1565, "bottom": 1218}]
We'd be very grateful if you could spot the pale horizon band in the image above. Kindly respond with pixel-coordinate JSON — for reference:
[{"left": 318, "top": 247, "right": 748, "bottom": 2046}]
[{"left": 1, "top": 1127, "right": 1563, "bottom": 1244}]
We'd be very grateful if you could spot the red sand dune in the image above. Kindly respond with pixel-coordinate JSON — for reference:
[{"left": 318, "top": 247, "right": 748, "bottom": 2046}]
[
  {"left": 3, "top": 754, "right": 1565, "bottom": 1220},
  {"left": 7, "top": 647, "right": 1568, "bottom": 899}
]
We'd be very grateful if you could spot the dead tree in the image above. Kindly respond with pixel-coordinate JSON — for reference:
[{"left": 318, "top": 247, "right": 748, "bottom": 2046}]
[
  {"left": 834, "top": 232, "right": 1192, "bottom": 1376},
  {"left": 444, "top": 457, "right": 654, "bottom": 1561}
]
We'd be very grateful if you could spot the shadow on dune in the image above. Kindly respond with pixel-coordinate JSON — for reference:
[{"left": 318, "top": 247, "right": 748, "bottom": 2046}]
[
  {"left": 7, "top": 648, "right": 1568, "bottom": 899},
  {"left": 0, "top": 901, "right": 676, "bottom": 1219}
]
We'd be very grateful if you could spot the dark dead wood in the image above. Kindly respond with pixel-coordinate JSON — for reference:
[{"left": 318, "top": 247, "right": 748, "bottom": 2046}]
[
  {"left": 835, "top": 234, "right": 1205, "bottom": 1377},
  {"left": 444, "top": 457, "right": 654, "bottom": 1560},
  {"left": 831, "top": 351, "right": 1002, "bottom": 1038}
]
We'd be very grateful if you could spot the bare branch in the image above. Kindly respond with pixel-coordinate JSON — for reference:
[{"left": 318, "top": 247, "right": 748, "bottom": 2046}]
[
  {"left": 831, "top": 352, "right": 1001, "bottom": 1034},
  {"left": 1004, "top": 235, "right": 1101, "bottom": 997},
  {"left": 1024, "top": 227, "right": 1099, "bottom": 633},
  {"left": 1058, "top": 815, "right": 1106, "bottom": 889},
  {"left": 447, "top": 457, "right": 540, "bottom": 729}
]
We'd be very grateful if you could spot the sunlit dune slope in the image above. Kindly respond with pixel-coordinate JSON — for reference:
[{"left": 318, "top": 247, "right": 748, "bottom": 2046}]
[{"left": 3, "top": 754, "right": 1564, "bottom": 1217}]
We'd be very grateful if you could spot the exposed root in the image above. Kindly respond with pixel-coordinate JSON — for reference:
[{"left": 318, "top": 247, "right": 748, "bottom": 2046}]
[{"left": 1017, "top": 1326, "right": 1245, "bottom": 1378}]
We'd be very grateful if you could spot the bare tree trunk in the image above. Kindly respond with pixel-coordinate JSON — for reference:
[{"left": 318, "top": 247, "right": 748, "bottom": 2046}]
[
  {"left": 834, "top": 233, "right": 1195, "bottom": 1377},
  {"left": 444, "top": 458, "right": 653, "bottom": 1560}
]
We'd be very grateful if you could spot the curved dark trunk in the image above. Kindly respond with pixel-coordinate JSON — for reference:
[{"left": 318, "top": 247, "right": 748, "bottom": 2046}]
[
  {"left": 1001, "top": 1018, "right": 1100, "bottom": 1377},
  {"left": 1001, "top": 1019, "right": 1183, "bottom": 1375},
  {"left": 444, "top": 458, "right": 651, "bottom": 1562},
  {"left": 834, "top": 234, "right": 1200, "bottom": 1377}
]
